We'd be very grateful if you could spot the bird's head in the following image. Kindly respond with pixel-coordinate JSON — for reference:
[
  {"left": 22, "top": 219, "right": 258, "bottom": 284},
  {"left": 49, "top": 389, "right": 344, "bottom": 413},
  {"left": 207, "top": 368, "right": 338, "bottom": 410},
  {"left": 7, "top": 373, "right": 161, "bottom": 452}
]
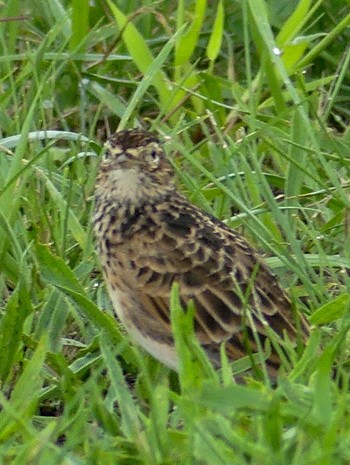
[
  {"left": 96, "top": 129, "right": 175, "bottom": 205},
  {"left": 102, "top": 129, "right": 173, "bottom": 176}
]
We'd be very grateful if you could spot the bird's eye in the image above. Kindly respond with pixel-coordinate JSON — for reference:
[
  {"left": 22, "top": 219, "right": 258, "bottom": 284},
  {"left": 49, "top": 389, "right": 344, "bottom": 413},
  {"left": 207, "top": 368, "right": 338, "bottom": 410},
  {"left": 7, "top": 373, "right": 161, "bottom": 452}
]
[
  {"left": 148, "top": 149, "right": 160, "bottom": 167},
  {"left": 102, "top": 149, "right": 111, "bottom": 162}
]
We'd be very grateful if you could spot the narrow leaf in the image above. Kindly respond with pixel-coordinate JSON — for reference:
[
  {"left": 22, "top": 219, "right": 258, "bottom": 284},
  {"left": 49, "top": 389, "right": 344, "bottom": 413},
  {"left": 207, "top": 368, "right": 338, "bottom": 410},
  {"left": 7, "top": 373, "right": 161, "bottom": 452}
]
[
  {"left": 70, "top": 0, "right": 89, "bottom": 50},
  {"left": 100, "top": 339, "right": 141, "bottom": 439},
  {"left": 175, "top": 0, "right": 207, "bottom": 66},
  {"left": 309, "top": 294, "right": 350, "bottom": 325},
  {"left": 277, "top": 0, "right": 313, "bottom": 45},
  {"left": 107, "top": 0, "right": 170, "bottom": 105},
  {"left": 207, "top": 1, "right": 224, "bottom": 62}
]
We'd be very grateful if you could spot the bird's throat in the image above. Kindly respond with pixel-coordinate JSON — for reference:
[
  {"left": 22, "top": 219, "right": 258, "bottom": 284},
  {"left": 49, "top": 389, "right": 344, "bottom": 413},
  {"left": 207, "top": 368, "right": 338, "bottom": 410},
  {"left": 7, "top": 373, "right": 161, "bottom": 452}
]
[{"left": 108, "top": 168, "right": 146, "bottom": 204}]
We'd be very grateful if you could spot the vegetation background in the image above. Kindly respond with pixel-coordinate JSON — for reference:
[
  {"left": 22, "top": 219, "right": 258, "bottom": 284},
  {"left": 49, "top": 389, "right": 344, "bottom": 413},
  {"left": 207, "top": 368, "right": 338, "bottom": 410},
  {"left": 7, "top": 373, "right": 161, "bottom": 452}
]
[{"left": 1, "top": 0, "right": 350, "bottom": 463}]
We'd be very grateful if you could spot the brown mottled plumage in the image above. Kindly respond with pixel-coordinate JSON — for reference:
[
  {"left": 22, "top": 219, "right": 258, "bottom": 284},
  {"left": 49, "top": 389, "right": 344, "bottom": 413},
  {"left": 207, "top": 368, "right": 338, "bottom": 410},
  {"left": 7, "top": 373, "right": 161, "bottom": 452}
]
[{"left": 93, "top": 129, "right": 309, "bottom": 376}]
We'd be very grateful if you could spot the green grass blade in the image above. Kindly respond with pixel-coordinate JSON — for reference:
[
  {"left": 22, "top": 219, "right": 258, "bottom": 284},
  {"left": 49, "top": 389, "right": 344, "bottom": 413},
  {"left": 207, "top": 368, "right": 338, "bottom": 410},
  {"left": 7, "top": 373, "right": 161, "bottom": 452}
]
[
  {"left": 297, "top": 12, "right": 350, "bottom": 69},
  {"left": 309, "top": 294, "right": 350, "bottom": 325},
  {"left": 35, "top": 243, "right": 137, "bottom": 365},
  {"left": 70, "top": 0, "right": 89, "bottom": 50},
  {"left": 100, "top": 338, "right": 141, "bottom": 439},
  {"left": 36, "top": 167, "right": 88, "bottom": 250},
  {"left": 175, "top": 0, "right": 207, "bottom": 66},
  {"left": 276, "top": 0, "right": 313, "bottom": 44},
  {"left": 0, "top": 289, "right": 24, "bottom": 384},
  {"left": 0, "top": 336, "right": 47, "bottom": 441},
  {"left": 107, "top": 0, "right": 171, "bottom": 106},
  {"left": 206, "top": 1, "right": 224, "bottom": 63},
  {"left": 119, "top": 25, "right": 186, "bottom": 128}
]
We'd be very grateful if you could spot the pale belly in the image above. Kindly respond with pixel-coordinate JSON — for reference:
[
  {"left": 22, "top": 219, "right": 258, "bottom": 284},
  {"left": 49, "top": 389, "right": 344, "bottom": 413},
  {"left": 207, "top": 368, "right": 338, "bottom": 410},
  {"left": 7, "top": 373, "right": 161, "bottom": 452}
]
[{"left": 107, "top": 284, "right": 179, "bottom": 371}]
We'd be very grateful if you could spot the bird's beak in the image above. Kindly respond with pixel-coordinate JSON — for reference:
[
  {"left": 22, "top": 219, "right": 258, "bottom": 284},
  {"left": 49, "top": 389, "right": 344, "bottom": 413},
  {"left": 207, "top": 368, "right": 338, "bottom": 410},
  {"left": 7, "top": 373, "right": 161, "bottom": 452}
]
[
  {"left": 101, "top": 151, "right": 132, "bottom": 170},
  {"left": 115, "top": 153, "right": 129, "bottom": 166}
]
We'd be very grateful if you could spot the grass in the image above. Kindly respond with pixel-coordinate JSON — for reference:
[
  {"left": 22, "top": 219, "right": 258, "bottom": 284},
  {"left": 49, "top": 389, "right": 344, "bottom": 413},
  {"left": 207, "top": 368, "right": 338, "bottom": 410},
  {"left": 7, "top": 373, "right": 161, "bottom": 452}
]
[{"left": 1, "top": 0, "right": 350, "bottom": 463}]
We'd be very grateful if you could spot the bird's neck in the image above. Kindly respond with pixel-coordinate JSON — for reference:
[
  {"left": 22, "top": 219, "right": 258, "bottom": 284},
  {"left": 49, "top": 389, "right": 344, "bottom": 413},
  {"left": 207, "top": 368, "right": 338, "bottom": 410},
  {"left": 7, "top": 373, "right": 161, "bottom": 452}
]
[
  {"left": 110, "top": 168, "right": 146, "bottom": 205},
  {"left": 95, "top": 167, "right": 175, "bottom": 210}
]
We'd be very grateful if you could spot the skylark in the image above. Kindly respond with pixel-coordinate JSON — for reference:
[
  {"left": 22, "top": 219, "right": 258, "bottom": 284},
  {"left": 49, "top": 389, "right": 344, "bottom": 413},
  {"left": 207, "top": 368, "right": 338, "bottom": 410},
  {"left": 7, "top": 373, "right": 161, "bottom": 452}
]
[{"left": 93, "top": 129, "right": 309, "bottom": 376}]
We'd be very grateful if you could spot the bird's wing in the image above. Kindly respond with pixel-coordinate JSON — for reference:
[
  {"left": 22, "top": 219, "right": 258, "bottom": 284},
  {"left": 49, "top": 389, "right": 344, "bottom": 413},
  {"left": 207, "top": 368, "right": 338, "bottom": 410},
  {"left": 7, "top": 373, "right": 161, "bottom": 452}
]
[{"left": 123, "top": 194, "right": 308, "bottom": 364}]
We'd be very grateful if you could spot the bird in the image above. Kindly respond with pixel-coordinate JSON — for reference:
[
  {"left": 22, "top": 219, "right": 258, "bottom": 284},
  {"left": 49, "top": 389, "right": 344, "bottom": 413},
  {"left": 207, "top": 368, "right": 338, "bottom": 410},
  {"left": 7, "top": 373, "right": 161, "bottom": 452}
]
[{"left": 93, "top": 128, "right": 309, "bottom": 378}]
